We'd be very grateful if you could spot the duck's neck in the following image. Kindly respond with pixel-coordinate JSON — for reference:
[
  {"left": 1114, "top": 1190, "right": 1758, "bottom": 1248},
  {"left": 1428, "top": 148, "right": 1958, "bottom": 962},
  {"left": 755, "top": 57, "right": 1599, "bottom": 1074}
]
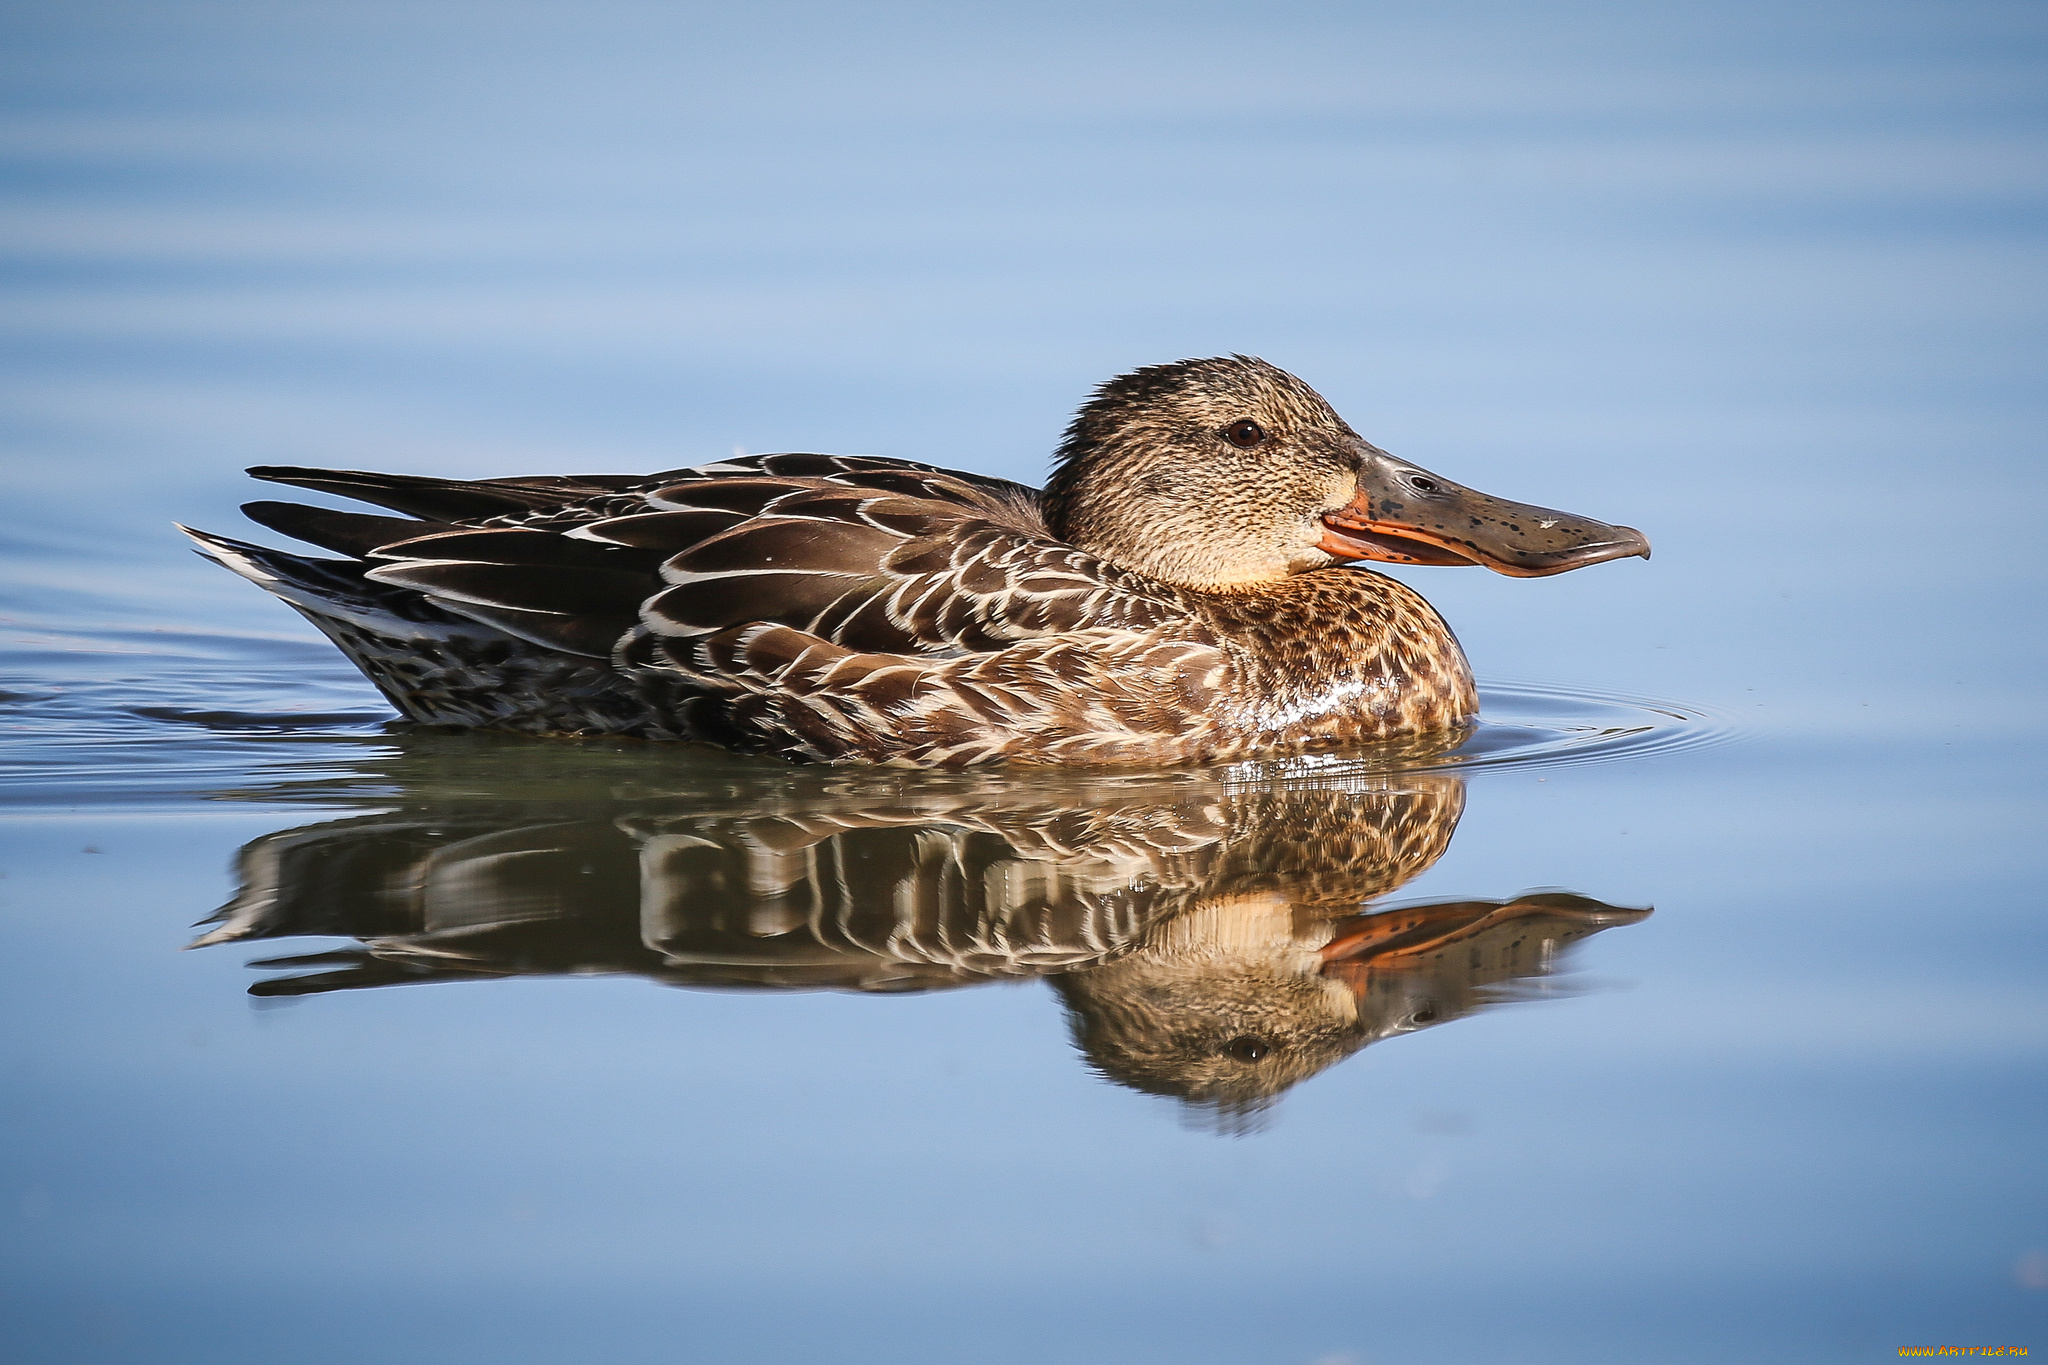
[{"left": 1187, "top": 568, "right": 1479, "bottom": 746}]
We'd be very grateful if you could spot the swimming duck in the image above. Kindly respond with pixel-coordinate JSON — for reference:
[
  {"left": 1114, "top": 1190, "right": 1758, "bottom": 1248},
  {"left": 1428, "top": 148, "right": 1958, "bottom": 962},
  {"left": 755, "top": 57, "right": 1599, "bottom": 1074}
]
[{"left": 182, "top": 356, "right": 1648, "bottom": 765}]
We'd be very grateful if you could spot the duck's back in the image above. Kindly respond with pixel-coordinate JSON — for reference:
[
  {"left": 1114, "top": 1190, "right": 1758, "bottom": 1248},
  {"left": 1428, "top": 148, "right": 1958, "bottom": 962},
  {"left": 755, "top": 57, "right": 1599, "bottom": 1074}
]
[{"left": 187, "top": 454, "right": 1221, "bottom": 764}]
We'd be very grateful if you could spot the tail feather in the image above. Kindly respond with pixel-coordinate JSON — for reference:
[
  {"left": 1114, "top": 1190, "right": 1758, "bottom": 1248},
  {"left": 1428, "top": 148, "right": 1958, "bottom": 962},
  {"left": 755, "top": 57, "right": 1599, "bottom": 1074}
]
[
  {"left": 177, "top": 524, "right": 479, "bottom": 638},
  {"left": 179, "top": 523, "right": 668, "bottom": 735},
  {"left": 240, "top": 500, "right": 458, "bottom": 557}
]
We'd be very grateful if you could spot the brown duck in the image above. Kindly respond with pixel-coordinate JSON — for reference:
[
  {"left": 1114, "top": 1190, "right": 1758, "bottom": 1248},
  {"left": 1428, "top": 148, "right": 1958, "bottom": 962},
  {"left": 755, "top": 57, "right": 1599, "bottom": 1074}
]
[{"left": 182, "top": 356, "right": 1649, "bottom": 765}]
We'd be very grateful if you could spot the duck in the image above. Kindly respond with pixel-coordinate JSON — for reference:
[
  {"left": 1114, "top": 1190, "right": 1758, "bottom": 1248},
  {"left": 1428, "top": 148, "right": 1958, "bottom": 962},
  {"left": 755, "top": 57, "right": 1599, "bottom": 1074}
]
[{"left": 181, "top": 355, "right": 1649, "bottom": 766}]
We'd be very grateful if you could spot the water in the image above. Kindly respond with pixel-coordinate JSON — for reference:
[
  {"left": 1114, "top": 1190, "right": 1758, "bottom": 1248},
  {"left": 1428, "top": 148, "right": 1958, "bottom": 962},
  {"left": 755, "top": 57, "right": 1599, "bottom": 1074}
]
[{"left": 3, "top": 2, "right": 2045, "bottom": 1362}]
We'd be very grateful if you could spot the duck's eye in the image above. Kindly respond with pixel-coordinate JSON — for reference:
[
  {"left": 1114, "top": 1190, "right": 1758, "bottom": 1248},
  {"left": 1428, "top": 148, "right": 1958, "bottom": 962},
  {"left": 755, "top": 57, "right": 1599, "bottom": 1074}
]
[
  {"left": 1222, "top": 1035, "right": 1270, "bottom": 1062},
  {"left": 1222, "top": 420, "right": 1266, "bottom": 449},
  {"left": 1408, "top": 475, "right": 1440, "bottom": 493},
  {"left": 1411, "top": 1007, "right": 1438, "bottom": 1025}
]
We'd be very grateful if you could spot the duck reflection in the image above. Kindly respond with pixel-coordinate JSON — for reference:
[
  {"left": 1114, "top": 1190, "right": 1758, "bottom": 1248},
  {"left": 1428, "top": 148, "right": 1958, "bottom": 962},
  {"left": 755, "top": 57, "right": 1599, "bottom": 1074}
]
[{"left": 194, "top": 766, "right": 1646, "bottom": 1121}]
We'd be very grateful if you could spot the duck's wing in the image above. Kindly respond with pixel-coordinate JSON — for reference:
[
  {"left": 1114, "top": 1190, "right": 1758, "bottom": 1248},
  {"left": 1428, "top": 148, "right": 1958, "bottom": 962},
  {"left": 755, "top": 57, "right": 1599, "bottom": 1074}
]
[
  {"left": 247, "top": 453, "right": 1188, "bottom": 660},
  {"left": 236, "top": 454, "right": 1209, "bottom": 761},
  {"left": 579, "top": 453, "right": 1189, "bottom": 656}
]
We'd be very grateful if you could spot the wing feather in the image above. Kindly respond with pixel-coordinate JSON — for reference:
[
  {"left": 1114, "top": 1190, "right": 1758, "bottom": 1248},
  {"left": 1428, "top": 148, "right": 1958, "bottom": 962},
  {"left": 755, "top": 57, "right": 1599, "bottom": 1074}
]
[
  {"left": 225, "top": 453, "right": 1204, "bottom": 759},
  {"left": 240, "top": 501, "right": 459, "bottom": 557}
]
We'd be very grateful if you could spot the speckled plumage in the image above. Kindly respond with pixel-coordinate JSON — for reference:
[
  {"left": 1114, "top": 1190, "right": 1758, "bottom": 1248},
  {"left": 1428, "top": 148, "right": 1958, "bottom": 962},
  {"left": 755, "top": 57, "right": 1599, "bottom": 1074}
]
[{"left": 183, "top": 356, "right": 1647, "bottom": 766}]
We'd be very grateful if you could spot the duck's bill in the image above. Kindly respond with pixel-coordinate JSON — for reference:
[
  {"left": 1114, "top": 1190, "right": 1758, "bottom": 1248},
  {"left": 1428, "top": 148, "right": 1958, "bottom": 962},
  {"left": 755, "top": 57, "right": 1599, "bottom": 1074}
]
[
  {"left": 1317, "top": 894, "right": 1653, "bottom": 993},
  {"left": 1318, "top": 452, "right": 1651, "bottom": 578}
]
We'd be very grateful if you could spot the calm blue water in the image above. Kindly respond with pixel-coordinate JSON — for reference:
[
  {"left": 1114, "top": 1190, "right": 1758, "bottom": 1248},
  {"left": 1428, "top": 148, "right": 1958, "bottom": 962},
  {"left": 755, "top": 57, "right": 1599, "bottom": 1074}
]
[{"left": 3, "top": 2, "right": 2045, "bottom": 1362}]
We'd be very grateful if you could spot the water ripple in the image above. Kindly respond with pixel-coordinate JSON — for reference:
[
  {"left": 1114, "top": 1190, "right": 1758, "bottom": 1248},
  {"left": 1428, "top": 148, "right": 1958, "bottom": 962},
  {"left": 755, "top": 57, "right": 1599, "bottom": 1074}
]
[{"left": 0, "top": 611, "right": 1729, "bottom": 806}]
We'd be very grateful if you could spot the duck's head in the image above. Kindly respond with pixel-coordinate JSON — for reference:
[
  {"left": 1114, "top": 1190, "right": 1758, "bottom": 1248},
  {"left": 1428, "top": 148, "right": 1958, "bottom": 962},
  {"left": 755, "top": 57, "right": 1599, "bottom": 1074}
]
[
  {"left": 1049, "top": 891, "right": 1371, "bottom": 1128},
  {"left": 1041, "top": 355, "right": 1651, "bottom": 590}
]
